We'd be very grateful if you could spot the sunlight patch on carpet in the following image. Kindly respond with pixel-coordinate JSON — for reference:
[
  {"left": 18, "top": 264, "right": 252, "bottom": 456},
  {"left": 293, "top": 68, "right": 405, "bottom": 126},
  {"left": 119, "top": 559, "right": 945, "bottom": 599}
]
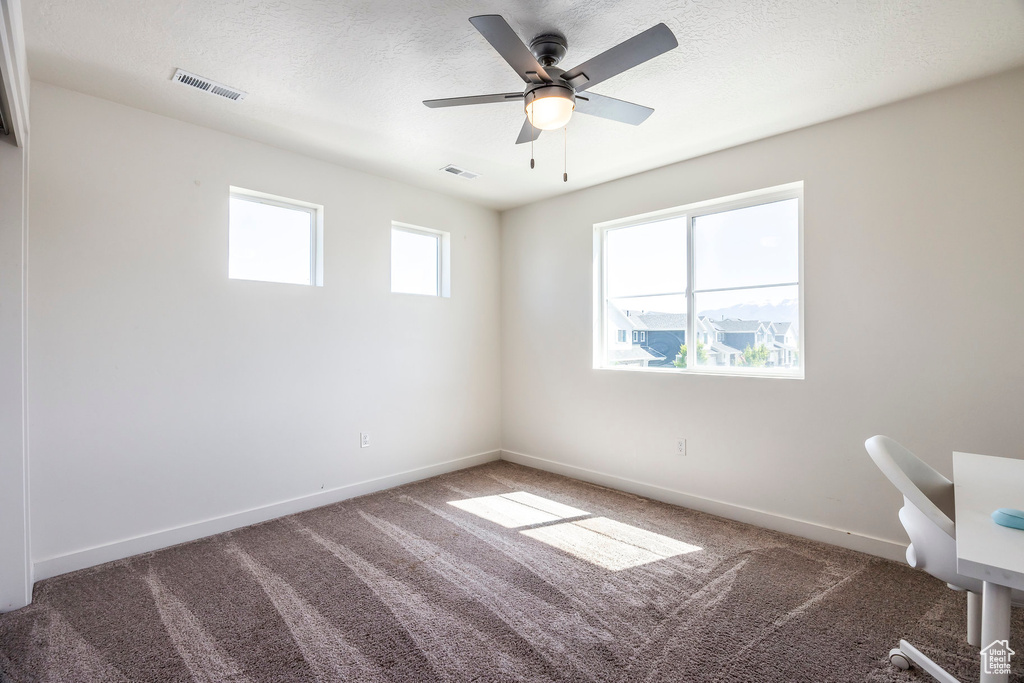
[
  {"left": 449, "top": 492, "right": 700, "bottom": 570},
  {"left": 522, "top": 517, "right": 700, "bottom": 571},
  {"left": 447, "top": 491, "right": 588, "bottom": 528}
]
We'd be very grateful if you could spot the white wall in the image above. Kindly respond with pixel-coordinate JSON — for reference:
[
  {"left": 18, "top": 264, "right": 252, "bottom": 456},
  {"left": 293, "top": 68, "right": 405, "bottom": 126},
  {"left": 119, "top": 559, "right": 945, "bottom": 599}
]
[
  {"left": 28, "top": 83, "right": 501, "bottom": 578},
  {"left": 501, "top": 68, "right": 1024, "bottom": 560},
  {"left": 22, "top": 65, "right": 1024, "bottom": 584},
  {"left": 0, "top": 136, "right": 30, "bottom": 609},
  {"left": 0, "top": 0, "right": 31, "bottom": 611}
]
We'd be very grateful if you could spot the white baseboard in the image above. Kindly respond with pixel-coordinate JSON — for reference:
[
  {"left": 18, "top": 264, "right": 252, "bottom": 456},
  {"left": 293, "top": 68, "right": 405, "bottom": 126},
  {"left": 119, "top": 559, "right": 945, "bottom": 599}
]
[
  {"left": 500, "top": 450, "right": 908, "bottom": 563},
  {"left": 34, "top": 450, "right": 501, "bottom": 581},
  {"left": 33, "top": 447, "right": 907, "bottom": 582}
]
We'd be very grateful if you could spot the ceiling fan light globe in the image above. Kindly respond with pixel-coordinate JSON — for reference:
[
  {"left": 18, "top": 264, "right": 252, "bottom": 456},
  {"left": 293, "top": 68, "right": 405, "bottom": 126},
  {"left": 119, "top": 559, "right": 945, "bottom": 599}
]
[{"left": 525, "top": 94, "right": 574, "bottom": 130}]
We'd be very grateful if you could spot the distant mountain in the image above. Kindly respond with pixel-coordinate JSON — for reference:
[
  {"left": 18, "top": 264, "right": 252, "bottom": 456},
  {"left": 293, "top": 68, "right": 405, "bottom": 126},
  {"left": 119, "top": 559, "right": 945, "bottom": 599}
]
[{"left": 698, "top": 299, "right": 798, "bottom": 325}]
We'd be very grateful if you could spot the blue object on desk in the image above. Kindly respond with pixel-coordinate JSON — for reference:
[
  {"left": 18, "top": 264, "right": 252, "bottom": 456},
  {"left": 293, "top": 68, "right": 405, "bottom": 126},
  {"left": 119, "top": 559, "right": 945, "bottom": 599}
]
[{"left": 992, "top": 508, "right": 1024, "bottom": 530}]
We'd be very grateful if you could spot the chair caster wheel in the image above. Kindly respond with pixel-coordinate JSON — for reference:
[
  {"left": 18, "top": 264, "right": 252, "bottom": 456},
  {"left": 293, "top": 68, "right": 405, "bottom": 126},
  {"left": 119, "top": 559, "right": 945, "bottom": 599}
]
[{"left": 889, "top": 648, "right": 911, "bottom": 671}]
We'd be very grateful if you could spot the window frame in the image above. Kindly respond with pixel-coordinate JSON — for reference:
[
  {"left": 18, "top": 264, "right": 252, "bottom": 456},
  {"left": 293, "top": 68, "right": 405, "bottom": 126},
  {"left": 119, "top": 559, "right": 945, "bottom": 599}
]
[
  {"left": 390, "top": 221, "right": 451, "bottom": 298},
  {"left": 228, "top": 186, "right": 324, "bottom": 286},
  {"left": 593, "top": 182, "right": 804, "bottom": 379}
]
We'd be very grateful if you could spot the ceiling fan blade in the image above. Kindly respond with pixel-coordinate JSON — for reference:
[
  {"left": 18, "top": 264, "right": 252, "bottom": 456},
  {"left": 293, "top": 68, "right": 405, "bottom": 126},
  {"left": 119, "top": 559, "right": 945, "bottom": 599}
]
[
  {"left": 423, "top": 92, "right": 524, "bottom": 108},
  {"left": 515, "top": 117, "right": 542, "bottom": 144},
  {"left": 574, "top": 92, "right": 653, "bottom": 125},
  {"left": 562, "top": 23, "right": 677, "bottom": 92},
  {"left": 469, "top": 15, "right": 552, "bottom": 84}
]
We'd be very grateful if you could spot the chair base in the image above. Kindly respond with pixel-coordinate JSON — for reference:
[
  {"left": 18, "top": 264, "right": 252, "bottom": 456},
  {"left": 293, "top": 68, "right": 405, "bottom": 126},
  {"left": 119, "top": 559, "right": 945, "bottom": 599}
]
[{"left": 889, "top": 640, "right": 961, "bottom": 683}]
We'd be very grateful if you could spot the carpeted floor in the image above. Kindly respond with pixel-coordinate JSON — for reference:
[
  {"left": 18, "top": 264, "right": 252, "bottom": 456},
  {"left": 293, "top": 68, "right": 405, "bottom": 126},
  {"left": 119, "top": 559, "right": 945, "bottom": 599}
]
[{"left": 1, "top": 461, "right": 1022, "bottom": 682}]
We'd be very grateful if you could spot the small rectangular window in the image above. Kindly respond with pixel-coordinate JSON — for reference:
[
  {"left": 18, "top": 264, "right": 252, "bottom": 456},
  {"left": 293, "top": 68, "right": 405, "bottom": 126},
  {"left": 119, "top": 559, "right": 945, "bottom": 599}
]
[
  {"left": 617, "top": 330, "right": 627, "bottom": 343},
  {"left": 229, "top": 188, "right": 322, "bottom": 286},
  {"left": 595, "top": 183, "right": 802, "bottom": 378},
  {"left": 391, "top": 222, "right": 450, "bottom": 297}
]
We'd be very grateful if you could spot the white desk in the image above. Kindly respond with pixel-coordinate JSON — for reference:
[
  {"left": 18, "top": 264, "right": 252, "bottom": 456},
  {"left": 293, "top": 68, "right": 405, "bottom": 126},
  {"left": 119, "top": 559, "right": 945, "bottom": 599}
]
[{"left": 953, "top": 451, "right": 1024, "bottom": 683}]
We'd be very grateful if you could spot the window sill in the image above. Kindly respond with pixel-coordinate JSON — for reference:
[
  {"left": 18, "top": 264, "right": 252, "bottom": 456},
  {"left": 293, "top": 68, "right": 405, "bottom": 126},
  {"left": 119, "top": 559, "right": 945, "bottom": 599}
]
[{"left": 593, "top": 364, "right": 804, "bottom": 380}]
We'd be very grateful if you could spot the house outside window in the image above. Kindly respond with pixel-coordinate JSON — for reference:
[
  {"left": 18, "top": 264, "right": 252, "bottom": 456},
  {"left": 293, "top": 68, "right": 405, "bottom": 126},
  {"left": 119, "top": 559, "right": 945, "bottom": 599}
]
[{"left": 594, "top": 182, "right": 803, "bottom": 378}]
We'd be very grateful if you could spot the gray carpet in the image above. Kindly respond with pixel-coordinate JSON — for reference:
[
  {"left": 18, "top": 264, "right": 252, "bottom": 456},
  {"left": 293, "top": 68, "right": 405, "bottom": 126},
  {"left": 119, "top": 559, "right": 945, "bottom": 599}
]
[{"left": 1, "top": 460, "right": 1022, "bottom": 682}]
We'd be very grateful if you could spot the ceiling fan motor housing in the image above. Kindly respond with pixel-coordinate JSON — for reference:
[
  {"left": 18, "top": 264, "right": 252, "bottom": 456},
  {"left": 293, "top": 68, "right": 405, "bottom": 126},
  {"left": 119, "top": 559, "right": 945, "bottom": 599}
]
[{"left": 530, "top": 34, "right": 568, "bottom": 67}]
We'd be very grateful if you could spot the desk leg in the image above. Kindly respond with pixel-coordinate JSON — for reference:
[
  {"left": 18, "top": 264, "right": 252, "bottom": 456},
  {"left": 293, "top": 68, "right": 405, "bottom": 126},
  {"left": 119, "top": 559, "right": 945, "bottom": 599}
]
[{"left": 980, "top": 581, "right": 1011, "bottom": 683}]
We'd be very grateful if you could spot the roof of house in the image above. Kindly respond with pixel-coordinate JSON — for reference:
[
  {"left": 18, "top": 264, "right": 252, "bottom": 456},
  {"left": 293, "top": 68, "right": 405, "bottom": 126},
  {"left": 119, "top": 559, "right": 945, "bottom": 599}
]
[
  {"left": 626, "top": 312, "right": 687, "bottom": 331},
  {"left": 714, "top": 319, "right": 766, "bottom": 333},
  {"left": 607, "top": 347, "right": 665, "bottom": 363},
  {"left": 708, "top": 342, "right": 744, "bottom": 356},
  {"left": 622, "top": 312, "right": 793, "bottom": 339}
]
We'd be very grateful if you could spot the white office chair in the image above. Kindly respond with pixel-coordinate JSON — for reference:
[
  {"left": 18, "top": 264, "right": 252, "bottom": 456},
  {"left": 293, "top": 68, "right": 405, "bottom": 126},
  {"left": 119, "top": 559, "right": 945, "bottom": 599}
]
[{"left": 866, "top": 435, "right": 1023, "bottom": 682}]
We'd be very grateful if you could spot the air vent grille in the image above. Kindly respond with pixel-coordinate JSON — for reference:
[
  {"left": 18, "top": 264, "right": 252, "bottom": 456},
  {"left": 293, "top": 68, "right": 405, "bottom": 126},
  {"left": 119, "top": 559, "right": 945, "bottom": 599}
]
[
  {"left": 440, "top": 164, "right": 480, "bottom": 180},
  {"left": 172, "top": 69, "right": 247, "bottom": 101}
]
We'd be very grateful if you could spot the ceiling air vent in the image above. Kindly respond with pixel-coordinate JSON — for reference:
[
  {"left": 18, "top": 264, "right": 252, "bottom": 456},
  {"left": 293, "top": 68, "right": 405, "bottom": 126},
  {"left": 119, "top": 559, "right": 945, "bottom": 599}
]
[
  {"left": 172, "top": 69, "right": 247, "bottom": 101},
  {"left": 440, "top": 164, "right": 480, "bottom": 180}
]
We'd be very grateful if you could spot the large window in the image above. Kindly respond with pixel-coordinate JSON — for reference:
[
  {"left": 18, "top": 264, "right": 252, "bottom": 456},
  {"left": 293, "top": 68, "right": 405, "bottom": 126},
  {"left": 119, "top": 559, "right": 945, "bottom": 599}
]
[
  {"left": 594, "top": 183, "right": 803, "bottom": 377},
  {"left": 229, "top": 188, "right": 322, "bottom": 286},
  {"left": 391, "top": 222, "right": 450, "bottom": 297}
]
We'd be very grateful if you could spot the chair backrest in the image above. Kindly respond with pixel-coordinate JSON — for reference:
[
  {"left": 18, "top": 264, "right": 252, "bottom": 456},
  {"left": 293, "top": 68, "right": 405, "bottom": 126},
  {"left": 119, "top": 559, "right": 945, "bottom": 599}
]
[{"left": 865, "top": 435, "right": 956, "bottom": 539}]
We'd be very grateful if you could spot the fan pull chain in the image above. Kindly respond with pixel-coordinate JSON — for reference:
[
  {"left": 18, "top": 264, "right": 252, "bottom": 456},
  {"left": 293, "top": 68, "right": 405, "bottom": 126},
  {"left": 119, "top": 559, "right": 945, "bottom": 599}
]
[
  {"left": 530, "top": 136, "right": 535, "bottom": 169},
  {"left": 563, "top": 126, "right": 568, "bottom": 183}
]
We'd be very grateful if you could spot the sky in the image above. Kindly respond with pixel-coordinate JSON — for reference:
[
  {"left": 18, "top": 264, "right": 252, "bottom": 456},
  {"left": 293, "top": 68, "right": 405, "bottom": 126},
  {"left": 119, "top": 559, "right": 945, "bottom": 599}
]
[
  {"left": 606, "top": 198, "right": 799, "bottom": 320},
  {"left": 391, "top": 228, "right": 439, "bottom": 296},
  {"left": 229, "top": 197, "right": 313, "bottom": 285}
]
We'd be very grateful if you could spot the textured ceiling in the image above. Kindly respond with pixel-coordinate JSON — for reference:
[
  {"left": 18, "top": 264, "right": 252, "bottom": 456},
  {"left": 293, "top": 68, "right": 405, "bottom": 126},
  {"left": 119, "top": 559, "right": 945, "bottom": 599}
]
[{"left": 23, "top": 0, "right": 1024, "bottom": 210}]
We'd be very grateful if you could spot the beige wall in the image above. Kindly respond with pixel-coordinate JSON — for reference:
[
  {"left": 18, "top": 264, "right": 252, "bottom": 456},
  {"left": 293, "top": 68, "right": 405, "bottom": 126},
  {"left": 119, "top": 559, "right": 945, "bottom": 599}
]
[
  {"left": 28, "top": 83, "right": 501, "bottom": 577},
  {"left": 500, "top": 68, "right": 1024, "bottom": 559}
]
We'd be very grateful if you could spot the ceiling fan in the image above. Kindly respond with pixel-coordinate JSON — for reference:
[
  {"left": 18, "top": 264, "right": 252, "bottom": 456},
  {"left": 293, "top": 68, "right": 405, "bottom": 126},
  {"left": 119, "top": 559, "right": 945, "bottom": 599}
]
[{"left": 423, "top": 15, "right": 678, "bottom": 146}]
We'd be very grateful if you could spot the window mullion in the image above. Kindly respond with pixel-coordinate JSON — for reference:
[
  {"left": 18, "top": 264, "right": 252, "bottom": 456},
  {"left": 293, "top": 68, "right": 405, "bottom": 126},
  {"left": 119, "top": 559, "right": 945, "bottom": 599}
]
[
  {"left": 686, "top": 213, "right": 695, "bottom": 372},
  {"left": 309, "top": 210, "right": 316, "bottom": 287},
  {"left": 599, "top": 228, "right": 608, "bottom": 367}
]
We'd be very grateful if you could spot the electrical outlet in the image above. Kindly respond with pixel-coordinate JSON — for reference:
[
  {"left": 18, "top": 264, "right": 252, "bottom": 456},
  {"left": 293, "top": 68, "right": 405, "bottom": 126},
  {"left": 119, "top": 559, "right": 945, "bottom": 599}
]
[
  {"left": 360, "top": 432, "right": 370, "bottom": 448},
  {"left": 676, "top": 438, "right": 686, "bottom": 456}
]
